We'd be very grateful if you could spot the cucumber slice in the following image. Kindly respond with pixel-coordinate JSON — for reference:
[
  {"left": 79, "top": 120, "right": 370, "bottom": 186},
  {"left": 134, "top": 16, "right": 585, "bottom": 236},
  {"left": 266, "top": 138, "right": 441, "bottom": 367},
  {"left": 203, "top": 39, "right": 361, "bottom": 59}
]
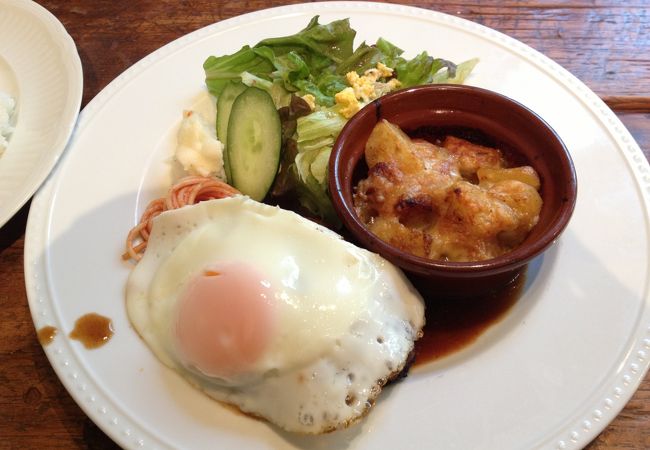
[
  {"left": 216, "top": 81, "right": 247, "bottom": 181},
  {"left": 227, "top": 87, "right": 281, "bottom": 201}
]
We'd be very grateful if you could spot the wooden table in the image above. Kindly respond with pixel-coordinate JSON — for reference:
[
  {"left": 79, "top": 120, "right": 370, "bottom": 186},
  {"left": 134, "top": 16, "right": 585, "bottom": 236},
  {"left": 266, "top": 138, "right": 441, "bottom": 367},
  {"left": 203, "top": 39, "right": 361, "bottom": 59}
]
[{"left": 1, "top": 1, "right": 648, "bottom": 448}]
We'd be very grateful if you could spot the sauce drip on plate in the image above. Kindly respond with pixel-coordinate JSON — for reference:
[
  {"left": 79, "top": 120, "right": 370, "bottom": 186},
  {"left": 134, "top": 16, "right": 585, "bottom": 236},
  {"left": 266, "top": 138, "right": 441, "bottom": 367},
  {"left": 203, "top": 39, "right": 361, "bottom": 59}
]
[
  {"left": 37, "top": 326, "right": 57, "bottom": 346},
  {"left": 414, "top": 269, "right": 526, "bottom": 364},
  {"left": 69, "top": 313, "right": 114, "bottom": 349}
]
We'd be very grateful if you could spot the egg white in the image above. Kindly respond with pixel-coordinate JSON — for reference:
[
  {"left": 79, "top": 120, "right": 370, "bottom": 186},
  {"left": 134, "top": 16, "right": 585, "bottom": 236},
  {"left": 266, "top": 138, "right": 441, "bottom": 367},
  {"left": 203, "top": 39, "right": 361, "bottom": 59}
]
[{"left": 126, "top": 196, "right": 425, "bottom": 434}]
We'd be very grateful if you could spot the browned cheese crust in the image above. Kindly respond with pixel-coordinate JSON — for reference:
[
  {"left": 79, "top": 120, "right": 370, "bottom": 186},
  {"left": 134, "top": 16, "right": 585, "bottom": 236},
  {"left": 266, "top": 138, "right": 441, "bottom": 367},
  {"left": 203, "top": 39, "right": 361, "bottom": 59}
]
[{"left": 354, "top": 120, "right": 543, "bottom": 262}]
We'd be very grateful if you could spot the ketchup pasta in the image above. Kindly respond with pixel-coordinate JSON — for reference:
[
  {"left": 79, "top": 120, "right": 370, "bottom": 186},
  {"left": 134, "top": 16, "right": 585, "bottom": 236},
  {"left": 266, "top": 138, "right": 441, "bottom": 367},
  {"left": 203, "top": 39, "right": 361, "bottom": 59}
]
[{"left": 124, "top": 176, "right": 240, "bottom": 261}]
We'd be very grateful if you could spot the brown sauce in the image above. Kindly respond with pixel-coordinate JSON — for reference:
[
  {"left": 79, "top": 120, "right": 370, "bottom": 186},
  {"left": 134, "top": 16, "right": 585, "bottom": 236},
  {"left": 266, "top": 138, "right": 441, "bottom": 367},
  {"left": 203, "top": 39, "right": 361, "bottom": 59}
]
[
  {"left": 69, "top": 313, "right": 114, "bottom": 349},
  {"left": 37, "top": 326, "right": 57, "bottom": 346},
  {"left": 414, "top": 269, "right": 526, "bottom": 365}
]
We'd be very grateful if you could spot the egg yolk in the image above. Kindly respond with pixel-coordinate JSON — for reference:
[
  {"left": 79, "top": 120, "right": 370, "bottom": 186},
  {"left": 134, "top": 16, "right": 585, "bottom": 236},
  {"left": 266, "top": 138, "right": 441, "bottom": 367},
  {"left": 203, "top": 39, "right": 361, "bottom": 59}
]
[{"left": 174, "top": 261, "right": 276, "bottom": 379}]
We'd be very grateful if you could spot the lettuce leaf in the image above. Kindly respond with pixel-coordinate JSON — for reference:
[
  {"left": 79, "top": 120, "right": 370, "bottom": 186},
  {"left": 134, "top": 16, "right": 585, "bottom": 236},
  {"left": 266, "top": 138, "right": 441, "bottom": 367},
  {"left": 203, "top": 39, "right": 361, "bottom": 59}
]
[
  {"left": 289, "top": 110, "right": 347, "bottom": 223},
  {"left": 394, "top": 53, "right": 479, "bottom": 87},
  {"left": 294, "top": 147, "right": 340, "bottom": 226},
  {"left": 272, "top": 96, "right": 313, "bottom": 197},
  {"left": 203, "top": 46, "right": 274, "bottom": 96},
  {"left": 239, "top": 72, "right": 292, "bottom": 108},
  {"left": 256, "top": 16, "right": 356, "bottom": 64},
  {"left": 432, "top": 58, "right": 479, "bottom": 84},
  {"left": 294, "top": 73, "right": 348, "bottom": 107},
  {"left": 336, "top": 42, "right": 384, "bottom": 75},
  {"left": 204, "top": 17, "right": 356, "bottom": 102},
  {"left": 296, "top": 110, "right": 346, "bottom": 144},
  {"left": 375, "top": 37, "right": 404, "bottom": 66}
]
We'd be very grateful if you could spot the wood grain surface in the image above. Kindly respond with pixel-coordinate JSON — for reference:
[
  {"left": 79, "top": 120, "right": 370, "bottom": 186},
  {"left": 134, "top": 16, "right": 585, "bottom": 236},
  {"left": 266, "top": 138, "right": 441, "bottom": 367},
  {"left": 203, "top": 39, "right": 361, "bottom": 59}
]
[{"left": 1, "top": 1, "right": 649, "bottom": 449}]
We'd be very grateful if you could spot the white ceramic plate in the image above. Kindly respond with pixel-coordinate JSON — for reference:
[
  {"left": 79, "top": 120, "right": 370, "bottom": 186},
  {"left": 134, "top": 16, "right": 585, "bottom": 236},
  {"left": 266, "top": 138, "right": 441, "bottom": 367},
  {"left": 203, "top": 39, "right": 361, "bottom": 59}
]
[
  {"left": 0, "top": 0, "right": 82, "bottom": 227},
  {"left": 24, "top": 2, "right": 650, "bottom": 449}
]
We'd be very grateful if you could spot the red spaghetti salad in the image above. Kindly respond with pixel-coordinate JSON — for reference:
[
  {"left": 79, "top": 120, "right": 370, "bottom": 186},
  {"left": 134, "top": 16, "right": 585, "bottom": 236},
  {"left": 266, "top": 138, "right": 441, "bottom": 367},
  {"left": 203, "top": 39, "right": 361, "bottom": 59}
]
[{"left": 124, "top": 176, "right": 240, "bottom": 261}]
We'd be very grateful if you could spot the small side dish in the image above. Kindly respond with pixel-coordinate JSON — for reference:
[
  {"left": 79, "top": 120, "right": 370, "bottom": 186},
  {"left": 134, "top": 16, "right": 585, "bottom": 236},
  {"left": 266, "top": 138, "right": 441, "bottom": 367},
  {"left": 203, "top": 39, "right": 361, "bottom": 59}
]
[{"left": 329, "top": 84, "right": 577, "bottom": 297}]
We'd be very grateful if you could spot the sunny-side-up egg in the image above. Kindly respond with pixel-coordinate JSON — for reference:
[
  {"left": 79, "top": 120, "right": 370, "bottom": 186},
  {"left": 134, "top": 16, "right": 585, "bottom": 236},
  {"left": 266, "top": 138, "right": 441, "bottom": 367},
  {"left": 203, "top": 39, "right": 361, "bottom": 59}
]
[{"left": 125, "top": 196, "right": 425, "bottom": 434}]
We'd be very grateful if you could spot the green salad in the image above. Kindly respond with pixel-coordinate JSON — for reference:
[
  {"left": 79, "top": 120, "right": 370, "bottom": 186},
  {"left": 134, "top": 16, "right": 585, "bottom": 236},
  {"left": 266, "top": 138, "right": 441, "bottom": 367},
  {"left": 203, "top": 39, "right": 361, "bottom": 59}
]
[{"left": 203, "top": 16, "right": 477, "bottom": 226}]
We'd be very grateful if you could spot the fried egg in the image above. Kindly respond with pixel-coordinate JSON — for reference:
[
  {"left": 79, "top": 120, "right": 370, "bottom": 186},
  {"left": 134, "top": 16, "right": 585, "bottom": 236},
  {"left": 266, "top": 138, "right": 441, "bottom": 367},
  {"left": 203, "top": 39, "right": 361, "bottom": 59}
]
[{"left": 126, "top": 197, "right": 424, "bottom": 434}]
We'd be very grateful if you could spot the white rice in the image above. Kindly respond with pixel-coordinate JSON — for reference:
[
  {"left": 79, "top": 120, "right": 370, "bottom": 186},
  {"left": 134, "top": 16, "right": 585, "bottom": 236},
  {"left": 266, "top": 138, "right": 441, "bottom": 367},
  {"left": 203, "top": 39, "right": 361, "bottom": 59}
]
[{"left": 0, "top": 92, "right": 16, "bottom": 156}]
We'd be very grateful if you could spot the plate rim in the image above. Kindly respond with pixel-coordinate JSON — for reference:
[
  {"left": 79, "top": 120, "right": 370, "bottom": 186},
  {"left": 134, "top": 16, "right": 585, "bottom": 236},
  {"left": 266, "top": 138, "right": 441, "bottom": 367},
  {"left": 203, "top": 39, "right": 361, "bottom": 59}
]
[{"left": 24, "top": 2, "right": 650, "bottom": 449}]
